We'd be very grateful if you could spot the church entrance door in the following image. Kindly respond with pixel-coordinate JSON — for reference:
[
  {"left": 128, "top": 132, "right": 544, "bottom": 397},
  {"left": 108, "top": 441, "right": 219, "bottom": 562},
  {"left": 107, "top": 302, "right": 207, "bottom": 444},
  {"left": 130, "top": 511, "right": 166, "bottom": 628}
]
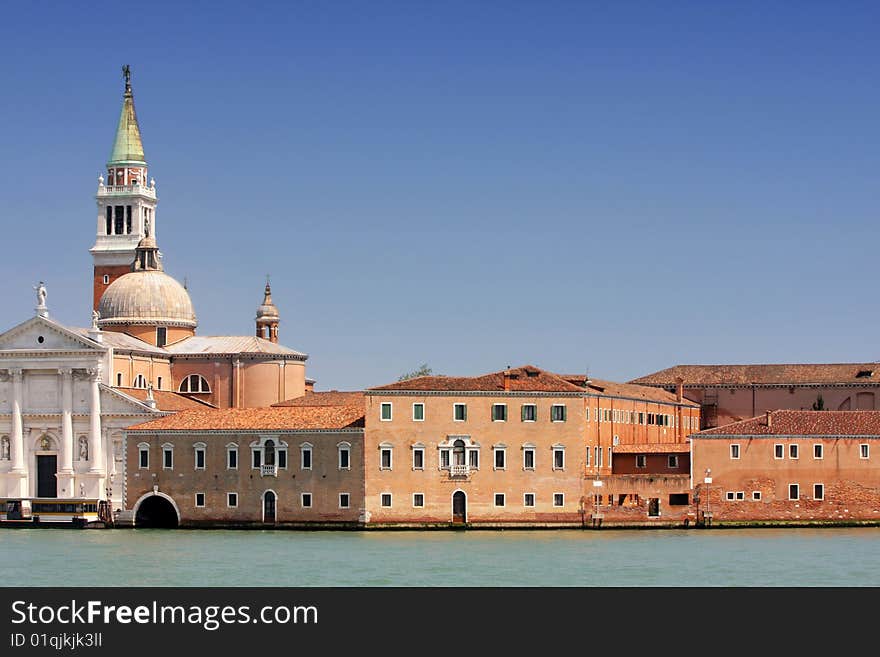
[{"left": 37, "top": 455, "right": 57, "bottom": 498}]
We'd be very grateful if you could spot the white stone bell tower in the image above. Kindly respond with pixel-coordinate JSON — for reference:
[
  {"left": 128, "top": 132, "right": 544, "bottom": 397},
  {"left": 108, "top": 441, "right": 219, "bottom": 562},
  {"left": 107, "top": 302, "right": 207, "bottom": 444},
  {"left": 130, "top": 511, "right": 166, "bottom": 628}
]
[{"left": 90, "top": 65, "right": 158, "bottom": 311}]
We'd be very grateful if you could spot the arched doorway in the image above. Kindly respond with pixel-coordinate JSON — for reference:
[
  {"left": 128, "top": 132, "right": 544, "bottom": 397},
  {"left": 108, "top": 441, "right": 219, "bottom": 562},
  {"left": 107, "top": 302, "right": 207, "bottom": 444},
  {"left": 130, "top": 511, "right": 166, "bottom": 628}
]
[
  {"left": 452, "top": 490, "right": 467, "bottom": 524},
  {"left": 263, "top": 490, "right": 277, "bottom": 523},
  {"left": 135, "top": 494, "right": 179, "bottom": 528}
]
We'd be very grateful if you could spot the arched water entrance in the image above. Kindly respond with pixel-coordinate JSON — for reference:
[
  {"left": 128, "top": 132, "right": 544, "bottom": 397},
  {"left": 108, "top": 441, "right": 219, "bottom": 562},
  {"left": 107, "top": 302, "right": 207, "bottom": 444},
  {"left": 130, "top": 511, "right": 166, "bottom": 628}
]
[
  {"left": 263, "top": 490, "right": 277, "bottom": 523},
  {"left": 135, "top": 494, "right": 179, "bottom": 528},
  {"left": 452, "top": 490, "right": 467, "bottom": 524}
]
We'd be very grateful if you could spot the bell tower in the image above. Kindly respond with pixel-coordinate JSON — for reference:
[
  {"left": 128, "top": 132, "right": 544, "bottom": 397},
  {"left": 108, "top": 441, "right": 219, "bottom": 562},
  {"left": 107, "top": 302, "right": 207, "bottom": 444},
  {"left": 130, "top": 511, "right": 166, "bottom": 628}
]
[
  {"left": 255, "top": 278, "right": 280, "bottom": 343},
  {"left": 90, "top": 65, "right": 157, "bottom": 311}
]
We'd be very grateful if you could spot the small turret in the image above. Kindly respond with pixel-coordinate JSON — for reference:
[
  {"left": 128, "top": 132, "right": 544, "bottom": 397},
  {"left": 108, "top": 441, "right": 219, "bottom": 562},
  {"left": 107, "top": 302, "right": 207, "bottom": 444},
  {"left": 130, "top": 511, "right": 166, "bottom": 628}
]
[{"left": 255, "top": 277, "right": 280, "bottom": 343}]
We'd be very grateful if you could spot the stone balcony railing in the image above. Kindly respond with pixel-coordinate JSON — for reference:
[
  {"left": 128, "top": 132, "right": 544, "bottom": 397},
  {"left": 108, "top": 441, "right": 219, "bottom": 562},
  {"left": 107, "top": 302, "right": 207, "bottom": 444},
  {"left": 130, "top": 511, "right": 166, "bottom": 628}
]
[
  {"left": 97, "top": 183, "right": 156, "bottom": 199},
  {"left": 261, "top": 464, "right": 277, "bottom": 477},
  {"left": 449, "top": 464, "right": 470, "bottom": 477}
]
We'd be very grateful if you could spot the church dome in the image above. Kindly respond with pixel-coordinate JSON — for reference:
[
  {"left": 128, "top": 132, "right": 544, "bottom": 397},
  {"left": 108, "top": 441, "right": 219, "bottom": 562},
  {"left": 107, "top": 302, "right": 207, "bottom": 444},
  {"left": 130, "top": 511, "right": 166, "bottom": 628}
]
[{"left": 98, "top": 270, "right": 197, "bottom": 328}]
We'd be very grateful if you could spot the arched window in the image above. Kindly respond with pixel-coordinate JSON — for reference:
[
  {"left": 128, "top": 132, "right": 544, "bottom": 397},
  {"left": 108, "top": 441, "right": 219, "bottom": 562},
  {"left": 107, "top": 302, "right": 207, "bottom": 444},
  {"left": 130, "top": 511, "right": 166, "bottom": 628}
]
[
  {"left": 133, "top": 374, "right": 147, "bottom": 389},
  {"left": 453, "top": 439, "right": 466, "bottom": 466},
  {"left": 264, "top": 439, "right": 275, "bottom": 466},
  {"left": 179, "top": 374, "right": 211, "bottom": 393}
]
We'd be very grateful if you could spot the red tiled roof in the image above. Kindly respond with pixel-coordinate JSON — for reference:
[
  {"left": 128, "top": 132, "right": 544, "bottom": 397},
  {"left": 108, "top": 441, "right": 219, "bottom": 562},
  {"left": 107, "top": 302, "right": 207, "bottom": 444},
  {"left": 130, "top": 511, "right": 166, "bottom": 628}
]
[
  {"left": 369, "top": 365, "right": 584, "bottom": 393},
  {"left": 127, "top": 405, "right": 365, "bottom": 432},
  {"left": 558, "top": 375, "right": 698, "bottom": 407},
  {"left": 116, "top": 387, "right": 216, "bottom": 411},
  {"left": 612, "top": 444, "right": 691, "bottom": 454},
  {"left": 694, "top": 410, "right": 880, "bottom": 437},
  {"left": 272, "top": 391, "right": 364, "bottom": 407},
  {"left": 630, "top": 363, "right": 880, "bottom": 386}
]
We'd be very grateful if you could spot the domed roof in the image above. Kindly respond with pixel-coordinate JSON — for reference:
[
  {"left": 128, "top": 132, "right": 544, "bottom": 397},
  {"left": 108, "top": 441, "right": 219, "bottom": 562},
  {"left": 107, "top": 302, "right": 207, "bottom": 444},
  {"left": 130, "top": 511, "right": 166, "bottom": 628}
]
[{"left": 98, "top": 270, "right": 197, "bottom": 328}]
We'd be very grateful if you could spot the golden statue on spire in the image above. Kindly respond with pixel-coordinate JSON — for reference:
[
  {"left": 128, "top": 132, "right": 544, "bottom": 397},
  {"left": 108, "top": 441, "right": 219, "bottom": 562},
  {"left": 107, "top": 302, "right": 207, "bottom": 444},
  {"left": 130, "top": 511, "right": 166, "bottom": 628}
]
[{"left": 122, "top": 64, "right": 131, "bottom": 91}]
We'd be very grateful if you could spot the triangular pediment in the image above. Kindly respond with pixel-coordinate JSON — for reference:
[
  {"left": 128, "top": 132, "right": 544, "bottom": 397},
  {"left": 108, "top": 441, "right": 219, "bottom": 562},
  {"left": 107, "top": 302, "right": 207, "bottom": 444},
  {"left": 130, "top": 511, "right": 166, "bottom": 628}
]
[
  {"left": 100, "top": 385, "right": 165, "bottom": 416},
  {"left": 0, "top": 316, "right": 103, "bottom": 352}
]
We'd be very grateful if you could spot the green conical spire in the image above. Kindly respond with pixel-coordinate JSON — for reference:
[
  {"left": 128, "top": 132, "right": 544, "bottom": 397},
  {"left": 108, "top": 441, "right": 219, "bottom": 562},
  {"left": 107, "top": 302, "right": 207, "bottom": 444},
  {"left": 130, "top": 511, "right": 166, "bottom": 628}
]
[{"left": 108, "top": 65, "right": 145, "bottom": 165}]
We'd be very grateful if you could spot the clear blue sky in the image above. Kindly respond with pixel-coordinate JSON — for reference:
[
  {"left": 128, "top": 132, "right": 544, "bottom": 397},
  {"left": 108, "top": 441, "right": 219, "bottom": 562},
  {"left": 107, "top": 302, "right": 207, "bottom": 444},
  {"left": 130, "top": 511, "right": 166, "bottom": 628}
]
[{"left": 1, "top": 1, "right": 878, "bottom": 391}]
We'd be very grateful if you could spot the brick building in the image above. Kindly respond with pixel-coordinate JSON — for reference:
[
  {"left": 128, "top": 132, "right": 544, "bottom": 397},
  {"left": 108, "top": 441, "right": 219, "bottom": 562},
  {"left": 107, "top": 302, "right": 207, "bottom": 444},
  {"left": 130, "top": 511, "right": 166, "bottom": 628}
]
[
  {"left": 690, "top": 410, "right": 880, "bottom": 525},
  {"left": 123, "top": 393, "right": 365, "bottom": 527},
  {"left": 631, "top": 363, "right": 880, "bottom": 429}
]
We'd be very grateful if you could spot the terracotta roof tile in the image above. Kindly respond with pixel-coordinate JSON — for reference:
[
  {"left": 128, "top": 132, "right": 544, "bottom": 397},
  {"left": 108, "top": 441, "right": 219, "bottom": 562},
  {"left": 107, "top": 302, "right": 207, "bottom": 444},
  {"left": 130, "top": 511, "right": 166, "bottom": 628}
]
[
  {"left": 694, "top": 410, "right": 880, "bottom": 437},
  {"left": 558, "top": 375, "right": 698, "bottom": 407},
  {"left": 368, "top": 365, "right": 584, "bottom": 393},
  {"left": 612, "top": 444, "right": 691, "bottom": 454},
  {"left": 272, "top": 391, "right": 364, "bottom": 407},
  {"left": 127, "top": 405, "right": 365, "bottom": 432},
  {"left": 116, "top": 387, "right": 216, "bottom": 411},
  {"left": 631, "top": 363, "right": 880, "bottom": 386}
]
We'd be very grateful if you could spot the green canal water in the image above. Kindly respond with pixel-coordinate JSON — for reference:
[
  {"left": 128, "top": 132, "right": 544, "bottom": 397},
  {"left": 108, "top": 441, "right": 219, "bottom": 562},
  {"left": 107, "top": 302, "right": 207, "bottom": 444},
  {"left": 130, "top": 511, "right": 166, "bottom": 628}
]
[{"left": 1, "top": 527, "right": 878, "bottom": 586}]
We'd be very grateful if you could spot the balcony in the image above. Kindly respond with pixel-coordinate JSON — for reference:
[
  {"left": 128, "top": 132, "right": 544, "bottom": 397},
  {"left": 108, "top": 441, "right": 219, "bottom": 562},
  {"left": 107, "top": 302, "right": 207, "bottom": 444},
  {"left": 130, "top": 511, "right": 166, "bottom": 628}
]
[
  {"left": 97, "top": 183, "right": 156, "bottom": 200},
  {"left": 449, "top": 464, "right": 470, "bottom": 477},
  {"left": 261, "top": 464, "right": 277, "bottom": 477}
]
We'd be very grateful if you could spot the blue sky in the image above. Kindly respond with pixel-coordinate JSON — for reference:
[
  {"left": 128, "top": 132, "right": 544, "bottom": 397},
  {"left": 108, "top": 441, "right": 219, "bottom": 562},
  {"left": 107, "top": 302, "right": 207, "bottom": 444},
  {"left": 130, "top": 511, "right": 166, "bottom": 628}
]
[{"left": 1, "top": 1, "right": 878, "bottom": 390}]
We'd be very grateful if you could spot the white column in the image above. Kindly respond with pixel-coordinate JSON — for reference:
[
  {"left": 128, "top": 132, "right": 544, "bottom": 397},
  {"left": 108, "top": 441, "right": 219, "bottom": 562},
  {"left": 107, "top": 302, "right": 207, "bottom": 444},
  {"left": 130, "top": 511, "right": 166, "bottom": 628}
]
[
  {"left": 88, "top": 367, "right": 104, "bottom": 474},
  {"left": 59, "top": 368, "right": 74, "bottom": 473},
  {"left": 10, "top": 368, "right": 25, "bottom": 473}
]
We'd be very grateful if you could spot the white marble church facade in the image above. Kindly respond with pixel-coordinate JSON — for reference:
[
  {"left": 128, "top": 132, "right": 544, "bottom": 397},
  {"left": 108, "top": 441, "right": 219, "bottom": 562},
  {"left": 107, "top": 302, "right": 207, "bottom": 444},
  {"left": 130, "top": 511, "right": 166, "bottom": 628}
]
[{"left": 0, "top": 311, "right": 163, "bottom": 509}]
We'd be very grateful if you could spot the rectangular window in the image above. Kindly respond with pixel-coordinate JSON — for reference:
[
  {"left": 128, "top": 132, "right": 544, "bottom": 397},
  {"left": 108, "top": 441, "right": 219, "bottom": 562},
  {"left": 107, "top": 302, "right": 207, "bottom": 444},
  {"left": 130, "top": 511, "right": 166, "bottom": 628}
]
[
  {"left": 440, "top": 449, "right": 450, "bottom": 468},
  {"left": 492, "top": 404, "right": 507, "bottom": 422},
  {"left": 789, "top": 484, "right": 799, "bottom": 501},
  {"left": 126, "top": 205, "right": 132, "bottom": 233},
  {"left": 339, "top": 447, "right": 350, "bottom": 470},
  {"left": 138, "top": 447, "right": 149, "bottom": 469},
  {"left": 553, "top": 493, "right": 564, "bottom": 507},
  {"left": 453, "top": 403, "right": 467, "bottom": 421},
  {"left": 412, "top": 403, "right": 425, "bottom": 421},
  {"left": 730, "top": 444, "right": 740, "bottom": 459},
  {"left": 380, "top": 448, "right": 392, "bottom": 470},
  {"left": 156, "top": 327, "right": 167, "bottom": 348},
  {"left": 381, "top": 493, "right": 392, "bottom": 508},
  {"left": 163, "top": 447, "right": 173, "bottom": 470},
  {"left": 735, "top": 491, "right": 745, "bottom": 501},
  {"left": 813, "top": 444, "right": 823, "bottom": 460},
  {"left": 301, "top": 493, "right": 312, "bottom": 508},
  {"left": 551, "top": 405, "right": 566, "bottom": 422},
  {"left": 157, "top": 376, "right": 163, "bottom": 390},
  {"left": 277, "top": 449, "right": 287, "bottom": 469},
  {"left": 789, "top": 444, "right": 799, "bottom": 460},
  {"left": 339, "top": 493, "right": 350, "bottom": 509},
  {"left": 607, "top": 447, "right": 612, "bottom": 468},
  {"left": 524, "top": 493, "right": 535, "bottom": 507},
  {"left": 494, "top": 448, "right": 506, "bottom": 470},
  {"left": 668, "top": 455, "right": 679, "bottom": 469},
  {"left": 412, "top": 493, "right": 424, "bottom": 508},
  {"left": 114, "top": 205, "right": 124, "bottom": 234},
  {"left": 227, "top": 492, "right": 237, "bottom": 508},
  {"left": 585, "top": 446, "right": 590, "bottom": 467},
  {"left": 774, "top": 444, "right": 784, "bottom": 459},
  {"left": 195, "top": 492, "right": 205, "bottom": 508},
  {"left": 521, "top": 404, "right": 537, "bottom": 422},
  {"left": 412, "top": 447, "right": 424, "bottom": 470},
  {"left": 553, "top": 448, "right": 565, "bottom": 470},
  {"left": 813, "top": 484, "right": 824, "bottom": 501},
  {"left": 494, "top": 493, "right": 505, "bottom": 507},
  {"left": 860, "top": 444, "right": 870, "bottom": 459},
  {"left": 380, "top": 402, "right": 392, "bottom": 421},
  {"left": 752, "top": 491, "right": 762, "bottom": 501},
  {"left": 523, "top": 448, "right": 535, "bottom": 470},
  {"left": 636, "top": 455, "right": 647, "bottom": 468},
  {"left": 726, "top": 492, "right": 735, "bottom": 501},
  {"left": 468, "top": 449, "right": 479, "bottom": 469},
  {"left": 301, "top": 447, "right": 312, "bottom": 470},
  {"left": 597, "top": 446, "right": 603, "bottom": 468},
  {"left": 194, "top": 447, "right": 205, "bottom": 470},
  {"left": 252, "top": 449, "right": 261, "bottom": 469},
  {"left": 105, "top": 206, "right": 112, "bottom": 234}
]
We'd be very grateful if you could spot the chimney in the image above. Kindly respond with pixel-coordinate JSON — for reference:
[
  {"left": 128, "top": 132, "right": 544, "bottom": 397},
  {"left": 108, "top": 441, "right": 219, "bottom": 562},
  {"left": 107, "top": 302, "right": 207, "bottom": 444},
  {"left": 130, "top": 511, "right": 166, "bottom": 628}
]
[
  {"left": 503, "top": 367, "right": 512, "bottom": 391},
  {"left": 675, "top": 377, "right": 684, "bottom": 403},
  {"left": 765, "top": 410, "right": 772, "bottom": 428}
]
